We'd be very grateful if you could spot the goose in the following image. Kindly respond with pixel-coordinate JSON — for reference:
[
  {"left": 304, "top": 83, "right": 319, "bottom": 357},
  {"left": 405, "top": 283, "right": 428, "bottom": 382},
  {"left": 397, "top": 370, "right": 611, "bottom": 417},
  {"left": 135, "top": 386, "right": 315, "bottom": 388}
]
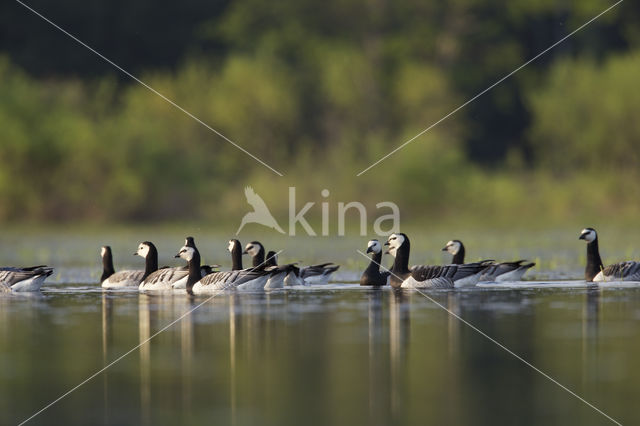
[
  {"left": 299, "top": 262, "right": 340, "bottom": 285},
  {"left": 579, "top": 228, "right": 640, "bottom": 282},
  {"left": 1, "top": 265, "right": 54, "bottom": 292},
  {"left": 176, "top": 240, "right": 272, "bottom": 294},
  {"left": 101, "top": 245, "right": 150, "bottom": 288},
  {"left": 385, "top": 233, "right": 490, "bottom": 289},
  {"left": 442, "top": 240, "right": 535, "bottom": 282},
  {"left": 243, "top": 242, "right": 300, "bottom": 289},
  {"left": 170, "top": 237, "right": 219, "bottom": 289},
  {"left": 265, "top": 250, "right": 305, "bottom": 286},
  {"left": 360, "top": 239, "right": 389, "bottom": 286}
]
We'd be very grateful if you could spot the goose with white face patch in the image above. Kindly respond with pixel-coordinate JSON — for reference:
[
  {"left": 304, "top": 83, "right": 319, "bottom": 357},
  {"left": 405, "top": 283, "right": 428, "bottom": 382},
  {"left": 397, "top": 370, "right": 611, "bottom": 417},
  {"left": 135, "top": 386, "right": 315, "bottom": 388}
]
[
  {"left": 176, "top": 240, "right": 272, "bottom": 293},
  {"left": 171, "top": 237, "right": 219, "bottom": 289},
  {"left": 579, "top": 227, "right": 640, "bottom": 282},
  {"left": 100, "top": 245, "right": 149, "bottom": 288},
  {"left": 442, "top": 239, "right": 535, "bottom": 283},
  {"left": 228, "top": 239, "right": 243, "bottom": 271},
  {"left": 1, "top": 265, "right": 54, "bottom": 292},
  {"left": 386, "top": 233, "right": 490, "bottom": 289},
  {"left": 243, "top": 242, "right": 301, "bottom": 289},
  {"left": 360, "top": 239, "right": 389, "bottom": 286}
]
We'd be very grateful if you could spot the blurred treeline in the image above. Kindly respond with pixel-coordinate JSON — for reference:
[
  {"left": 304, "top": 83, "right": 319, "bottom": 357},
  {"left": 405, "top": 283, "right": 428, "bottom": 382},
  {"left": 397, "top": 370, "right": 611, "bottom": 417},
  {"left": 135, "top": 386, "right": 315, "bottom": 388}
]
[{"left": 1, "top": 0, "right": 639, "bottom": 227}]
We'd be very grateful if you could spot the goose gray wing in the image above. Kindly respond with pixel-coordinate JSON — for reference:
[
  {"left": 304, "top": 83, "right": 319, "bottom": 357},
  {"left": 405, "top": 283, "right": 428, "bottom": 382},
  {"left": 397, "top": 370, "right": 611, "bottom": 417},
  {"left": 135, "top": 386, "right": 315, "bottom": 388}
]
[
  {"left": 0, "top": 266, "right": 54, "bottom": 286},
  {"left": 300, "top": 263, "right": 340, "bottom": 279},
  {"left": 404, "top": 265, "right": 456, "bottom": 288},
  {"left": 599, "top": 261, "right": 640, "bottom": 281},
  {"left": 141, "top": 267, "right": 188, "bottom": 286},
  {"left": 479, "top": 260, "right": 534, "bottom": 282},
  {"left": 198, "top": 269, "right": 269, "bottom": 290},
  {"left": 102, "top": 270, "right": 144, "bottom": 287}
]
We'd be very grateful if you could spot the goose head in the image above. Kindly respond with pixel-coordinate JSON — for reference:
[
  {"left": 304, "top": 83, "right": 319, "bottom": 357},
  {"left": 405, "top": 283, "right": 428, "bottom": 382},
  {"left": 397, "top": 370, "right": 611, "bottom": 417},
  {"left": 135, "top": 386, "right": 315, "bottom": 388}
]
[
  {"left": 266, "top": 250, "right": 278, "bottom": 266},
  {"left": 442, "top": 240, "right": 462, "bottom": 255},
  {"left": 228, "top": 239, "right": 241, "bottom": 253},
  {"left": 366, "top": 239, "right": 382, "bottom": 254},
  {"left": 243, "top": 241, "right": 263, "bottom": 257},
  {"left": 175, "top": 245, "right": 196, "bottom": 262},
  {"left": 579, "top": 228, "right": 597, "bottom": 243},
  {"left": 101, "top": 246, "right": 110, "bottom": 258},
  {"left": 135, "top": 242, "right": 154, "bottom": 258},
  {"left": 384, "top": 233, "right": 406, "bottom": 258},
  {"left": 185, "top": 236, "right": 196, "bottom": 248}
]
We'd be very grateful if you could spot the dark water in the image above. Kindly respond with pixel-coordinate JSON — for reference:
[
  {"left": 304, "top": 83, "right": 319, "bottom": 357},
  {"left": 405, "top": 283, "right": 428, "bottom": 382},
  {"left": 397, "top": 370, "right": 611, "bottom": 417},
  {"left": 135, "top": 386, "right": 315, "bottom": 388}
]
[
  {"left": 2, "top": 284, "right": 640, "bottom": 426},
  {"left": 2, "top": 228, "right": 640, "bottom": 425}
]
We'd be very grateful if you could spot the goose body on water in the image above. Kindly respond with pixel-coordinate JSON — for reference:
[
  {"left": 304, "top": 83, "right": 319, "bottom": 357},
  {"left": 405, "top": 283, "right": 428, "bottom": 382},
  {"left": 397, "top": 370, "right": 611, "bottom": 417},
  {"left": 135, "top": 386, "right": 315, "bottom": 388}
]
[
  {"left": 177, "top": 240, "right": 272, "bottom": 293},
  {"left": 579, "top": 228, "right": 640, "bottom": 282},
  {"left": 299, "top": 263, "right": 340, "bottom": 285},
  {"left": 386, "top": 233, "right": 490, "bottom": 289},
  {"left": 442, "top": 240, "right": 535, "bottom": 283},
  {"left": 360, "top": 239, "right": 389, "bottom": 286},
  {"left": 0, "top": 265, "right": 54, "bottom": 292},
  {"left": 100, "top": 246, "right": 147, "bottom": 288},
  {"left": 244, "top": 242, "right": 301, "bottom": 289}
]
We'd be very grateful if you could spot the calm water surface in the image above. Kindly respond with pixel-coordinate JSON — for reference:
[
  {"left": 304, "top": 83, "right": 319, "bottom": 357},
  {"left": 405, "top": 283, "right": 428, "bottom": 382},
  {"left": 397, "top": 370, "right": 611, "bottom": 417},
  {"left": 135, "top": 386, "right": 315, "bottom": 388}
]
[{"left": 2, "top": 229, "right": 640, "bottom": 425}]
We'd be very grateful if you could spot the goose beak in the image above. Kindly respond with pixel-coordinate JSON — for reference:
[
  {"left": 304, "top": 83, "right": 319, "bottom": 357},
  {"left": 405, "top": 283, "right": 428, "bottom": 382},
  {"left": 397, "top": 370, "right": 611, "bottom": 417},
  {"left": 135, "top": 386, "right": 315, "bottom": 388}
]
[
  {"left": 242, "top": 250, "right": 248, "bottom": 255},
  {"left": 578, "top": 233, "right": 586, "bottom": 240},
  {"left": 384, "top": 241, "right": 390, "bottom": 246},
  {"left": 441, "top": 246, "right": 448, "bottom": 251},
  {"left": 133, "top": 252, "right": 138, "bottom": 256},
  {"left": 174, "top": 253, "right": 181, "bottom": 258},
  {"left": 366, "top": 246, "right": 374, "bottom": 254}
]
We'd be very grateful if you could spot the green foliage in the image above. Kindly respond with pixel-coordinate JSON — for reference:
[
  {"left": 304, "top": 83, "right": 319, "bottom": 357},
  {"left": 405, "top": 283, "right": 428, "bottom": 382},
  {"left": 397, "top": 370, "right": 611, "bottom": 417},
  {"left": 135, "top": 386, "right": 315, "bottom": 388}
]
[{"left": 529, "top": 52, "right": 640, "bottom": 172}]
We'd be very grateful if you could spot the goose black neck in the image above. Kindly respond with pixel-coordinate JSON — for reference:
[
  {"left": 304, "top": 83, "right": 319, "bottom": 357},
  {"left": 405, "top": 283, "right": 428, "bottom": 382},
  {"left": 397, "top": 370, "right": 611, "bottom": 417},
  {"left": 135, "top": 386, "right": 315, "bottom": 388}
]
[
  {"left": 452, "top": 244, "right": 465, "bottom": 264},
  {"left": 101, "top": 248, "right": 115, "bottom": 281},
  {"left": 142, "top": 243, "right": 159, "bottom": 280},
  {"left": 366, "top": 251, "right": 383, "bottom": 273},
  {"left": 585, "top": 239, "right": 604, "bottom": 281},
  {"left": 252, "top": 246, "right": 265, "bottom": 267},
  {"left": 265, "top": 251, "right": 278, "bottom": 267},
  {"left": 231, "top": 245, "right": 243, "bottom": 270},
  {"left": 392, "top": 238, "right": 411, "bottom": 275},
  {"left": 186, "top": 249, "right": 202, "bottom": 292}
]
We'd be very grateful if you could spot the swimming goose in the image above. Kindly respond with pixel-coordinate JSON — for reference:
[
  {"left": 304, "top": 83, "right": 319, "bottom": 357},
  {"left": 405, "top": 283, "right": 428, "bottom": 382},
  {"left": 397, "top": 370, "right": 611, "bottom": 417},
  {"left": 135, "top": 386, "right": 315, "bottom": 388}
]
[
  {"left": 442, "top": 240, "right": 535, "bottom": 282},
  {"left": 176, "top": 240, "right": 272, "bottom": 294},
  {"left": 170, "top": 237, "right": 219, "bottom": 289},
  {"left": 244, "top": 242, "right": 300, "bottom": 289},
  {"left": 0, "top": 265, "right": 54, "bottom": 292},
  {"left": 265, "top": 251, "right": 305, "bottom": 286},
  {"left": 360, "top": 239, "right": 389, "bottom": 286},
  {"left": 385, "top": 233, "right": 489, "bottom": 289},
  {"left": 299, "top": 263, "right": 340, "bottom": 284},
  {"left": 101, "top": 245, "right": 151, "bottom": 288},
  {"left": 579, "top": 228, "right": 640, "bottom": 282}
]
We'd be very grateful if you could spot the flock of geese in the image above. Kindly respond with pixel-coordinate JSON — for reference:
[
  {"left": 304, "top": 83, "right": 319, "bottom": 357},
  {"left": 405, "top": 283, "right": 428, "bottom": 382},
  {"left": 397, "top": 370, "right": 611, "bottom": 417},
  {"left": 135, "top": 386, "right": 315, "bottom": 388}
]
[{"left": 2, "top": 227, "right": 640, "bottom": 293}]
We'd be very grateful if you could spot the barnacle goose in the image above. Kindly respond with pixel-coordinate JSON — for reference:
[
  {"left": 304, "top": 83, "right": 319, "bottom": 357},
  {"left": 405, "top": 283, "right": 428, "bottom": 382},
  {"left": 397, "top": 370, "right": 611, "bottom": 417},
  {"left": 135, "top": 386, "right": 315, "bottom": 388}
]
[
  {"left": 265, "top": 250, "right": 305, "bottom": 286},
  {"left": 442, "top": 240, "right": 535, "bottom": 282},
  {"left": 101, "top": 245, "right": 151, "bottom": 288},
  {"left": 385, "top": 233, "right": 489, "bottom": 289},
  {"left": 176, "top": 240, "right": 272, "bottom": 294},
  {"left": 579, "top": 228, "right": 640, "bottom": 282},
  {"left": 0, "top": 265, "right": 54, "bottom": 292},
  {"left": 299, "top": 262, "right": 340, "bottom": 285},
  {"left": 170, "top": 237, "right": 219, "bottom": 289},
  {"left": 243, "top": 242, "right": 300, "bottom": 289},
  {"left": 360, "top": 239, "right": 389, "bottom": 286}
]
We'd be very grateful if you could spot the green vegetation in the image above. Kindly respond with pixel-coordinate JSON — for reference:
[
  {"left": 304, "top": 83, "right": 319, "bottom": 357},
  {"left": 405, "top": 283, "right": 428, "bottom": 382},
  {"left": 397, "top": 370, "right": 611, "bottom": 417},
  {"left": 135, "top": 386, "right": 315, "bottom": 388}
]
[{"left": 0, "top": 0, "right": 638, "bottom": 227}]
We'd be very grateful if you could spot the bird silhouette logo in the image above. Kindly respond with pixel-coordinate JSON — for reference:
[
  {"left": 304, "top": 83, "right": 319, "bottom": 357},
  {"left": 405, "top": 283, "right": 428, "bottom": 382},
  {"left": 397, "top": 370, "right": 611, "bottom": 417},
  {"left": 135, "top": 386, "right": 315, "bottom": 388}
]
[{"left": 236, "top": 186, "right": 286, "bottom": 235}]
